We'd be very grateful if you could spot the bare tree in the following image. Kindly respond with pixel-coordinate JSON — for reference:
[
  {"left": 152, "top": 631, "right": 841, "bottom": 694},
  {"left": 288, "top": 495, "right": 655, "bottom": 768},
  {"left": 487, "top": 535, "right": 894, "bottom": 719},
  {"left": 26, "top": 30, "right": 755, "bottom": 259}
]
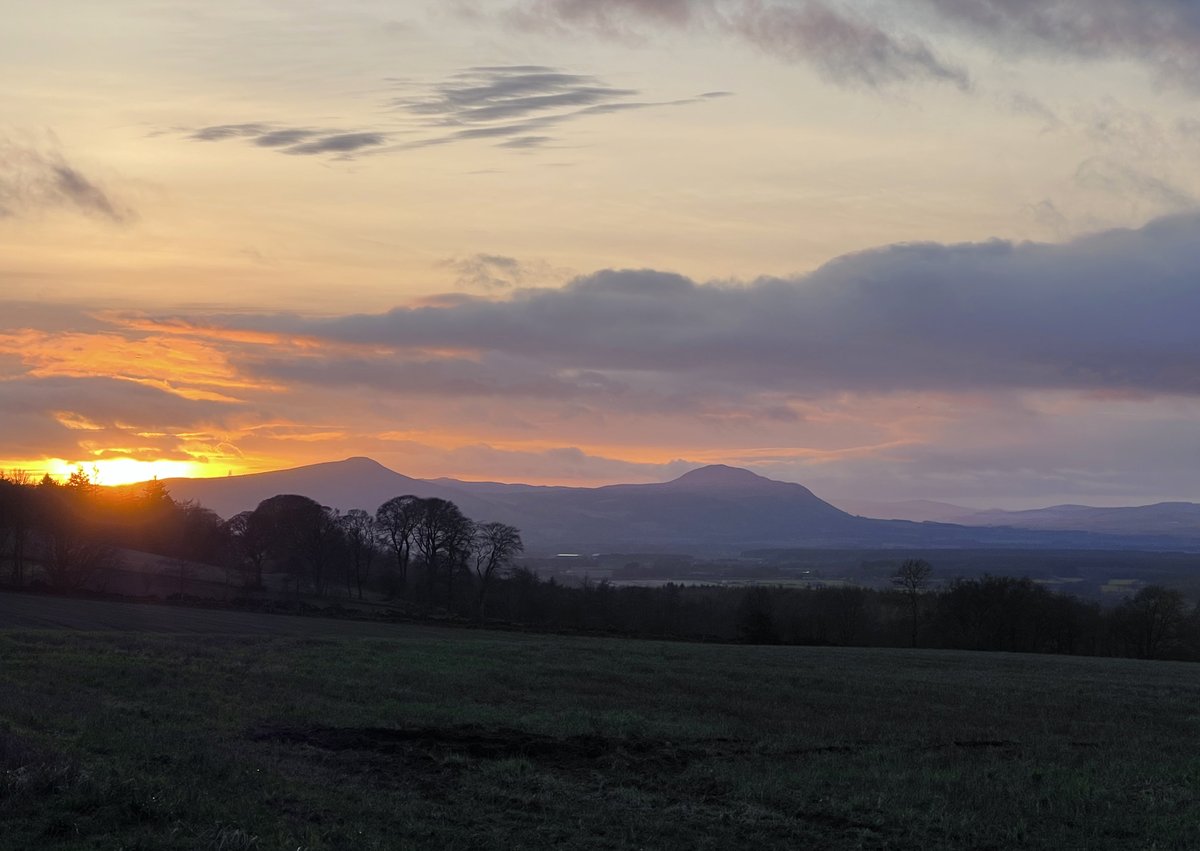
[
  {"left": 253, "top": 495, "right": 341, "bottom": 596},
  {"left": 892, "top": 558, "right": 932, "bottom": 648},
  {"left": 340, "top": 509, "right": 377, "bottom": 599},
  {"left": 1119, "top": 585, "right": 1188, "bottom": 659},
  {"left": 224, "top": 510, "right": 272, "bottom": 590},
  {"left": 470, "top": 522, "right": 523, "bottom": 620},
  {"left": 0, "top": 472, "right": 33, "bottom": 587},
  {"left": 412, "top": 498, "right": 470, "bottom": 605},
  {"left": 35, "top": 472, "right": 120, "bottom": 592},
  {"left": 376, "top": 495, "right": 421, "bottom": 599}
]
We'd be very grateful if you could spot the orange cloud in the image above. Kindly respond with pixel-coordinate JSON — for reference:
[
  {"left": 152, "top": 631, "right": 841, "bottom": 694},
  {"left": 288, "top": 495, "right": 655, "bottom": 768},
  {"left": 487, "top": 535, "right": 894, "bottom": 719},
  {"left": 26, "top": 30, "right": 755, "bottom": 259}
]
[{"left": 0, "top": 329, "right": 280, "bottom": 399}]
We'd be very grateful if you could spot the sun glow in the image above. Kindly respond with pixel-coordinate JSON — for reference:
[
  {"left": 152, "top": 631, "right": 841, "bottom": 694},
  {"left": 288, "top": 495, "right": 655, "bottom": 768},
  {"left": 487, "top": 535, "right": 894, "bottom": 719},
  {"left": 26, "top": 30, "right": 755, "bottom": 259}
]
[{"left": 42, "top": 458, "right": 208, "bottom": 487}]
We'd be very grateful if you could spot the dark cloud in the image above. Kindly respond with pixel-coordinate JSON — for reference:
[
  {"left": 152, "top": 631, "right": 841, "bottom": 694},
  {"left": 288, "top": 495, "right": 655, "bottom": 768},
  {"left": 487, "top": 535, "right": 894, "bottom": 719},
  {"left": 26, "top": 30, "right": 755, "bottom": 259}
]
[
  {"left": 0, "top": 301, "right": 114, "bottom": 334},
  {"left": 188, "top": 123, "right": 388, "bottom": 158},
  {"left": 385, "top": 65, "right": 727, "bottom": 150},
  {"left": 442, "top": 253, "right": 524, "bottom": 289},
  {"left": 507, "top": 0, "right": 696, "bottom": 36},
  {"left": 439, "top": 253, "right": 569, "bottom": 290},
  {"left": 0, "top": 374, "right": 240, "bottom": 461},
  {"left": 0, "top": 140, "right": 131, "bottom": 223},
  {"left": 397, "top": 67, "right": 637, "bottom": 123},
  {"left": 284, "top": 132, "right": 386, "bottom": 155},
  {"left": 189, "top": 124, "right": 271, "bottom": 142},
  {"left": 239, "top": 352, "right": 635, "bottom": 402},
  {"left": 726, "top": 2, "right": 970, "bottom": 90},
  {"left": 254, "top": 129, "right": 320, "bottom": 147},
  {"left": 916, "top": 0, "right": 1200, "bottom": 91},
  {"left": 0, "top": 375, "right": 239, "bottom": 427},
  {"left": 1074, "top": 158, "right": 1195, "bottom": 211},
  {"left": 497, "top": 135, "right": 554, "bottom": 149},
  {"left": 201, "top": 212, "right": 1200, "bottom": 400},
  {"left": 182, "top": 65, "right": 723, "bottom": 159},
  {"left": 505, "top": 0, "right": 970, "bottom": 90},
  {"left": 505, "top": 0, "right": 1200, "bottom": 96},
  {"left": 1023, "top": 199, "right": 1069, "bottom": 238},
  {"left": 1004, "top": 92, "right": 1062, "bottom": 131}
]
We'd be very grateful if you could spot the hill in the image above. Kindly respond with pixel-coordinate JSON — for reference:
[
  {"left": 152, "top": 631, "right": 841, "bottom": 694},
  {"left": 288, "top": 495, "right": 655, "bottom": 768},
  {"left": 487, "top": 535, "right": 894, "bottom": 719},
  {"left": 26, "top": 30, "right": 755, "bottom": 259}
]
[
  {"left": 153, "top": 458, "right": 1200, "bottom": 555},
  {"left": 836, "top": 498, "right": 1200, "bottom": 539},
  {"left": 828, "top": 497, "right": 980, "bottom": 524},
  {"left": 160, "top": 457, "right": 522, "bottom": 527},
  {"left": 959, "top": 502, "right": 1200, "bottom": 538}
]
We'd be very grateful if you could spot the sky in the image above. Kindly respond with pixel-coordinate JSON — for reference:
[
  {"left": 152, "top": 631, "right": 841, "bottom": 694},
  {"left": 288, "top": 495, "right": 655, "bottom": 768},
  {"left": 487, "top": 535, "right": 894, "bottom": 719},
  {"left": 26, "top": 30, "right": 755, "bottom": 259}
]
[{"left": 2, "top": 0, "right": 1199, "bottom": 508}]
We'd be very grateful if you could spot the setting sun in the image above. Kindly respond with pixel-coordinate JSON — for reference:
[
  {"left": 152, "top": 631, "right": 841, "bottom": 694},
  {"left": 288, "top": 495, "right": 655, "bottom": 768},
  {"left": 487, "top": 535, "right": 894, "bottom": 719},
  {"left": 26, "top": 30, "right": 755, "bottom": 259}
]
[{"left": 42, "top": 458, "right": 208, "bottom": 487}]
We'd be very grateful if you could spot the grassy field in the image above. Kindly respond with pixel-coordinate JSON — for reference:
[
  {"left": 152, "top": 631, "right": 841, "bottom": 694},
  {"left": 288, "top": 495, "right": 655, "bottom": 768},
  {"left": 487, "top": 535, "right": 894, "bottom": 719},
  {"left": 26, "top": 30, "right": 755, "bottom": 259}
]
[{"left": 1, "top": 594, "right": 1198, "bottom": 849}]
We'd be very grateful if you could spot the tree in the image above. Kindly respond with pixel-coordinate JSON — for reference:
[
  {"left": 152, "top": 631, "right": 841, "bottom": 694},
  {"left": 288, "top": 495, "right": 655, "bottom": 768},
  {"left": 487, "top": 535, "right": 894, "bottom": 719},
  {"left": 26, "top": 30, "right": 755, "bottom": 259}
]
[
  {"left": 340, "top": 509, "right": 377, "bottom": 599},
  {"left": 892, "top": 558, "right": 932, "bottom": 647},
  {"left": 224, "top": 510, "right": 272, "bottom": 590},
  {"left": 35, "top": 472, "right": 119, "bottom": 592},
  {"left": 470, "top": 522, "right": 523, "bottom": 620},
  {"left": 1118, "top": 585, "right": 1188, "bottom": 659},
  {"left": 736, "top": 587, "right": 779, "bottom": 644},
  {"left": 253, "top": 494, "right": 341, "bottom": 596},
  {"left": 375, "top": 495, "right": 421, "bottom": 598},
  {"left": 412, "top": 498, "right": 470, "bottom": 605},
  {"left": 0, "top": 472, "right": 33, "bottom": 587}
]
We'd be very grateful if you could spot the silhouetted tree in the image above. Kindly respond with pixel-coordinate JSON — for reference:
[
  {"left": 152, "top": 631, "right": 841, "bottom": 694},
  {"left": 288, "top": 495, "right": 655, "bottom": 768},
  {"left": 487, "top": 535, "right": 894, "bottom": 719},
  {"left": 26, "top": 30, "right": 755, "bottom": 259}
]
[
  {"left": 470, "top": 521, "right": 523, "bottom": 620},
  {"left": 224, "top": 510, "right": 272, "bottom": 589},
  {"left": 1117, "top": 585, "right": 1189, "bottom": 659},
  {"left": 35, "top": 469, "right": 120, "bottom": 591},
  {"left": 376, "top": 495, "right": 421, "bottom": 598},
  {"left": 412, "top": 498, "right": 471, "bottom": 606},
  {"left": 893, "top": 558, "right": 932, "bottom": 647},
  {"left": 0, "top": 472, "right": 33, "bottom": 587},
  {"left": 736, "top": 587, "right": 779, "bottom": 644},
  {"left": 340, "top": 509, "right": 377, "bottom": 599},
  {"left": 253, "top": 494, "right": 341, "bottom": 596}
]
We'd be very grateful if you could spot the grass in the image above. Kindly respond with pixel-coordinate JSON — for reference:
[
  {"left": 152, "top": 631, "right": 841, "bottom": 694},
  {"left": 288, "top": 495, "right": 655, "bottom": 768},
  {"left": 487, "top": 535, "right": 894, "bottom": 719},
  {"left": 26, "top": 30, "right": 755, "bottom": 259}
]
[{"left": 0, "top": 599, "right": 1198, "bottom": 848}]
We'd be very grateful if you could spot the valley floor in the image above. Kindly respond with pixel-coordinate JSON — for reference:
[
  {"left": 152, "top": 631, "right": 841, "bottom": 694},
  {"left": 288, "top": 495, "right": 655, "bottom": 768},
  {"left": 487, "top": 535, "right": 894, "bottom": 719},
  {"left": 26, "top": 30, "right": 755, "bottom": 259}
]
[{"left": 1, "top": 593, "right": 1198, "bottom": 849}]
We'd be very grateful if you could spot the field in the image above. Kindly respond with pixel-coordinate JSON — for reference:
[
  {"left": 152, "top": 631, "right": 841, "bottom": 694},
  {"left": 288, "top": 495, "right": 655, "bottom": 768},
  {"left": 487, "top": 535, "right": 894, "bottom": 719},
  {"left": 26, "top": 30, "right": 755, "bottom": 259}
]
[{"left": 1, "top": 594, "right": 1198, "bottom": 849}]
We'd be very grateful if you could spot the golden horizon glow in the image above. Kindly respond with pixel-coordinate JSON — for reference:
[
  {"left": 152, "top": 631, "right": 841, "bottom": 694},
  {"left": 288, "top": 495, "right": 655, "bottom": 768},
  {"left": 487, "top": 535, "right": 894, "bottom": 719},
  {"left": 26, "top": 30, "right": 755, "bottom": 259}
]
[{"left": 1, "top": 458, "right": 224, "bottom": 487}]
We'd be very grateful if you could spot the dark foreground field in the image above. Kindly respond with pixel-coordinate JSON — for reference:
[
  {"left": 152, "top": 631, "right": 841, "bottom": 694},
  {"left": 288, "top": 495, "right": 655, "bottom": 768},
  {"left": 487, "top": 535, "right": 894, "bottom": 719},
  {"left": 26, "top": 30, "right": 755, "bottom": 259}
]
[{"left": 1, "top": 595, "right": 1198, "bottom": 849}]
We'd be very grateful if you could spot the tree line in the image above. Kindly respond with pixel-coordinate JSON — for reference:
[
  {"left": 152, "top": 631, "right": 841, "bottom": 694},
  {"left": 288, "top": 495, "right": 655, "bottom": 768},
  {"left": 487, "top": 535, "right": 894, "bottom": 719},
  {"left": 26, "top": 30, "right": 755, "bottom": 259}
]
[
  {"left": 224, "top": 492, "right": 522, "bottom": 618},
  {"left": 480, "top": 568, "right": 1200, "bottom": 661},
  {"left": 0, "top": 471, "right": 1197, "bottom": 660},
  {"left": 0, "top": 472, "right": 522, "bottom": 620}
]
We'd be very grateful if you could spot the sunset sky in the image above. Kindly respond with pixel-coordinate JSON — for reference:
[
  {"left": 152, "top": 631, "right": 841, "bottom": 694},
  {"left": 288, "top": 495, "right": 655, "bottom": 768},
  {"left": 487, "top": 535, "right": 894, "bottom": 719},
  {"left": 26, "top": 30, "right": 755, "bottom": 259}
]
[{"left": 3, "top": 0, "right": 1200, "bottom": 507}]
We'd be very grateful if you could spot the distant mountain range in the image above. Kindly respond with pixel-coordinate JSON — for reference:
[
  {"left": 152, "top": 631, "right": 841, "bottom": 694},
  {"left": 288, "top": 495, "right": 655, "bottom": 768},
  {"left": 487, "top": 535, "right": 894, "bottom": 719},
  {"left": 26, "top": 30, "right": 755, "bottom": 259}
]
[
  {"left": 157, "top": 457, "right": 1200, "bottom": 555},
  {"left": 832, "top": 497, "right": 1200, "bottom": 538}
]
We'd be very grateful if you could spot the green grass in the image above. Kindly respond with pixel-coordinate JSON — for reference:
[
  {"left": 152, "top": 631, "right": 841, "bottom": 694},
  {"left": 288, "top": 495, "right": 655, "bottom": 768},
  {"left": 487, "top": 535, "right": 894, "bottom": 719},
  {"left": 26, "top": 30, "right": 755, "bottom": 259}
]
[{"left": 1, "top": 622, "right": 1199, "bottom": 849}]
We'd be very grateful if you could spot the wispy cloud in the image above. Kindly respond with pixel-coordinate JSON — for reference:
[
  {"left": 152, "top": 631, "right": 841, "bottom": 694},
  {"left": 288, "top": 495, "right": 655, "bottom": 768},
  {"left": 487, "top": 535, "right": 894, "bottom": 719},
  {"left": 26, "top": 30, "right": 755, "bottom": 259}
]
[
  {"left": 440, "top": 253, "right": 570, "bottom": 290},
  {"left": 503, "top": 0, "right": 971, "bottom": 90},
  {"left": 395, "top": 66, "right": 638, "bottom": 124},
  {"left": 187, "top": 123, "right": 387, "bottom": 158},
  {"left": 916, "top": 0, "right": 1200, "bottom": 92},
  {"left": 1074, "top": 158, "right": 1196, "bottom": 212},
  {"left": 502, "top": 0, "right": 1200, "bottom": 97},
  {"left": 181, "top": 66, "right": 726, "bottom": 159},
  {"left": 383, "top": 66, "right": 731, "bottom": 151},
  {"left": 0, "top": 139, "right": 131, "bottom": 223}
]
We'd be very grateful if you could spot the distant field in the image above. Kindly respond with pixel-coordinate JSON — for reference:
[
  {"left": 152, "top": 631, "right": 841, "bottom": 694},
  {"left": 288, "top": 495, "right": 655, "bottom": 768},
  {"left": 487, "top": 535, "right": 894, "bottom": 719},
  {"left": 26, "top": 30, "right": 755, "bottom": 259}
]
[
  {"left": 0, "top": 591, "right": 452, "bottom": 638},
  {"left": 1, "top": 594, "right": 1198, "bottom": 849}
]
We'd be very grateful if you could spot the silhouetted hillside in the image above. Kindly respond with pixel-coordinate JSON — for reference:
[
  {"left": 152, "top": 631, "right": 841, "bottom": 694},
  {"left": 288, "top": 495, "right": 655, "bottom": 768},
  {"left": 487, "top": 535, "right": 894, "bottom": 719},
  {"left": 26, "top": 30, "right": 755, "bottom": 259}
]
[
  {"left": 959, "top": 502, "right": 1200, "bottom": 538},
  {"left": 152, "top": 458, "right": 1200, "bottom": 555},
  {"left": 160, "top": 457, "right": 520, "bottom": 526}
]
